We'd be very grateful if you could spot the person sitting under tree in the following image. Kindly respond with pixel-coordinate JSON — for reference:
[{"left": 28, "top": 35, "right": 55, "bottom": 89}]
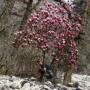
[{"left": 37, "top": 59, "right": 53, "bottom": 82}]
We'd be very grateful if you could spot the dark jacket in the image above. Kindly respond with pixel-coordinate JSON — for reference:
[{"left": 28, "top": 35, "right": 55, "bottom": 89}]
[{"left": 39, "top": 64, "right": 53, "bottom": 79}]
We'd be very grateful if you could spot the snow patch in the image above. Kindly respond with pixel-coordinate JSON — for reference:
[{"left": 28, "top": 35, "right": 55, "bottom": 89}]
[{"left": 0, "top": 74, "right": 90, "bottom": 90}]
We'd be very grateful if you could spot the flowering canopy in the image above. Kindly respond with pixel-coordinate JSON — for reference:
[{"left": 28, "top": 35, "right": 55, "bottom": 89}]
[{"left": 13, "top": 0, "right": 82, "bottom": 64}]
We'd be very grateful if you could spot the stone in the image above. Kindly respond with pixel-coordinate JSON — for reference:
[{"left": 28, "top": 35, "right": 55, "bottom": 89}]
[
  {"left": 1, "top": 85, "right": 11, "bottom": 90},
  {"left": 20, "top": 80, "right": 28, "bottom": 87},
  {"left": 43, "top": 85, "right": 51, "bottom": 90},
  {"left": 30, "top": 77, "right": 37, "bottom": 81},
  {"left": 10, "top": 80, "right": 22, "bottom": 89},
  {"left": 45, "top": 81, "right": 52, "bottom": 86},
  {"left": 20, "top": 83, "right": 30, "bottom": 90}
]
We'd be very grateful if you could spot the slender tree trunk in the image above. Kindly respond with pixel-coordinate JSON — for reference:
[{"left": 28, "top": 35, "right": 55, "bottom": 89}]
[
  {"left": 19, "top": 0, "right": 33, "bottom": 30},
  {"left": 50, "top": 57, "right": 59, "bottom": 85},
  {"left": 63, "top": 64, "right": 75, "bottom": 85}
]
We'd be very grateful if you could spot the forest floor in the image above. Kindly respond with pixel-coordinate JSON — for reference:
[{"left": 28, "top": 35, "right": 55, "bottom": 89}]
[{"left": 0, "top": 74, "right": 90, "bottom": 90}]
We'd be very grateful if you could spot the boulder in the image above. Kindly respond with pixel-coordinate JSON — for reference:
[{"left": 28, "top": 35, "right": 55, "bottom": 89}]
[{"left": 20, "top": 83, "right": 30, "bottom": 90}]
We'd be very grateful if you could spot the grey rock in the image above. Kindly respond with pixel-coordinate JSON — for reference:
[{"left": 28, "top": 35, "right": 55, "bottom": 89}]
[
  {"left": 1, "top": 85, "right": 11, "bottom": 90},
  {"left": 20, "top": 83, "right": 30, "bottom": 90},
  {"left": 45, "top": 81, "right": 52, "bottom": 86},
  {"left": 20, "top": 80, "right": 28, "bottom": 87},
  {"left": 30, "top": 77, "right": 37, "bottom": 81},
  {"left": 43, "top": 85, "right": 52, "bottom": 90},
  {"left": 10, "top": 80, "right": 22, "bottom": 89}
]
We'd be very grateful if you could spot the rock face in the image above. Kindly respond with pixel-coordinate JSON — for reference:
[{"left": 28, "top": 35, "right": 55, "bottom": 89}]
[
  {"left": 0, "top": 0, "right": 39, "bottom": 76},
  {"left": 0, "top": 74, "right": 89, "bottom": 90}
]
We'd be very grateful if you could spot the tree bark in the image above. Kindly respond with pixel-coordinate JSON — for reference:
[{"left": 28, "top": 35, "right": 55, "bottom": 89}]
[
  {"left": 19, "top": 0, "right": 33, "bottom": 30},
  {"left": 63, "top": 64, "right": 75, "bottom": 85},
  {"left": 50, "top": 57, "right": 59, "bottom": 85}
]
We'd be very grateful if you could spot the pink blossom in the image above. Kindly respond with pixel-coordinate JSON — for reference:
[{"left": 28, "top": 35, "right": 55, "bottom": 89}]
[{"left": 13, "top": 1, "right": 82, "bottom": 64}]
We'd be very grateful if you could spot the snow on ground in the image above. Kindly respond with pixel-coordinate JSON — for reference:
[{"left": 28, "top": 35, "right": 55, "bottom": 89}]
[
  {"left": 0, "top": 74, "right": 90, "bottom": 90},
  {"left": 72, "top": 74, "right": 90, "bottom": 90}
]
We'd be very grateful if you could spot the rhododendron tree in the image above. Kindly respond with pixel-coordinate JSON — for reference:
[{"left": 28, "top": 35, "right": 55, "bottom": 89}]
[{"left": 13, "top": 0, "right": 82, "bottom": 84}]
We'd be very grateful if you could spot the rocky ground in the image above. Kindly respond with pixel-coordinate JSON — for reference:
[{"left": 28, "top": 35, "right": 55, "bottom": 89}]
[{"left": 0, "top": 74, "right": 90, "bottom": 90}]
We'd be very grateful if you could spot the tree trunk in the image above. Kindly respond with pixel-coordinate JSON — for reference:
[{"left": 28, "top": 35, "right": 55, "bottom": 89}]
[
  {"left": 19, "top": 0, "right": 33, "bottom": 30},
  {"left": 63, "top": 64, "right": 75, "bottom": 85},
  {"left": 50, "top": 57, "right": 59, "bottom": 85}
]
